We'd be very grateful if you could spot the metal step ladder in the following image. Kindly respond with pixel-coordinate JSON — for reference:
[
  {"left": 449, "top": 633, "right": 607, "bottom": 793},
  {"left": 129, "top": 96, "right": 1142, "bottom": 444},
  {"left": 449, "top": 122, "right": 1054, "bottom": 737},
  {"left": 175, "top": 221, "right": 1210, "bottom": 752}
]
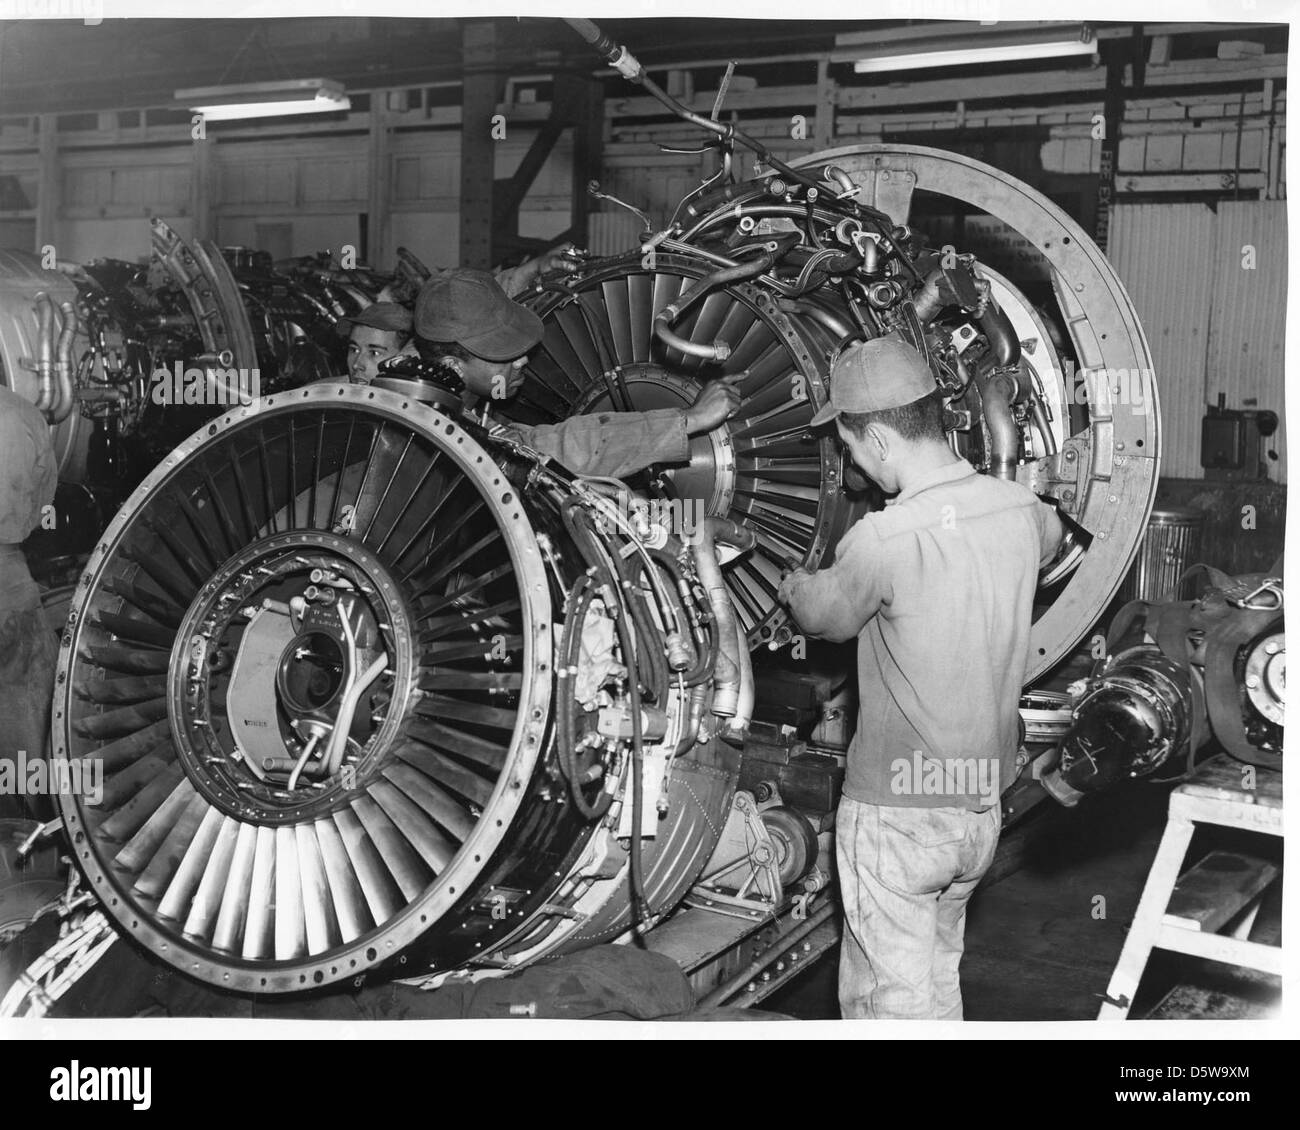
[{"left": 1098, "top": 754, "right": 1282, "bottom": 1020}]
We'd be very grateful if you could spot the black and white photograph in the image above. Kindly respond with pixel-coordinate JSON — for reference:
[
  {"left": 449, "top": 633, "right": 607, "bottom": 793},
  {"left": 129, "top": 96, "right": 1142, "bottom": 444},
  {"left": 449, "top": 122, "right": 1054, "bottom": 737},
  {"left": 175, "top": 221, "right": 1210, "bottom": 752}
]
[{"left": 0, "top": 0, "right": 1290, "bottom": 1072}]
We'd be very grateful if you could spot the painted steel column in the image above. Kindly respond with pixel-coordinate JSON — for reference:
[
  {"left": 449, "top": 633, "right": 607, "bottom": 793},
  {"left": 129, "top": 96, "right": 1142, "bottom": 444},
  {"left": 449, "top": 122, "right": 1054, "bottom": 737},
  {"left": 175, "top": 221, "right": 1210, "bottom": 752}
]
[
  {"left": 35, "top": 113, "right": 59, "bottom": 257},
  {"left": 1094, "top": 44, "right": 1124, "bottom": 254},
  {"left": 567, "top": 71, "right": 605, "bottom": 249},
  {"left": 367, "top": 98, "right": 391, "bottom": 268},
  {"left": 191, "top": 133, "right": 215, "bottom": 243},
  {"left": 459, "top": 20, "right": 503, "bottom": 269}
]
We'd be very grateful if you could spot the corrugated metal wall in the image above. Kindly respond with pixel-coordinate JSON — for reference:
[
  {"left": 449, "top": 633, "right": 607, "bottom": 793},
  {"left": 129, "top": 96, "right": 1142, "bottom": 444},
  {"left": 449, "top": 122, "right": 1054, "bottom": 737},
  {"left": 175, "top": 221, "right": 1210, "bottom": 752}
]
[
  {"left": 587, "top": 211, "right": 642, "bottom": 257},
  {"left": 1110, "top": 200, "right": 1287, "bottom": 483},
  {"left": 1206, "top": 201, "right": 1288, "bottom": 481},
  {"left": 1109, "top": 204, "right": 1217, "bottom": 480}
]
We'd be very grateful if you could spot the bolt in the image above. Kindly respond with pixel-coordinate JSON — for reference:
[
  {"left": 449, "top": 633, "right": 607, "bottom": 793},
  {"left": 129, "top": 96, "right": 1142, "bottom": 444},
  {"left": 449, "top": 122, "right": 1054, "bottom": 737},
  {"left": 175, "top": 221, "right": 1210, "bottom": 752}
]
[
  {"left": 1246, "top": 674, "right": 1260, "bottom": 688},
  {"left": 1264, "top": 641, "right": 1280, "bottom": 655}
]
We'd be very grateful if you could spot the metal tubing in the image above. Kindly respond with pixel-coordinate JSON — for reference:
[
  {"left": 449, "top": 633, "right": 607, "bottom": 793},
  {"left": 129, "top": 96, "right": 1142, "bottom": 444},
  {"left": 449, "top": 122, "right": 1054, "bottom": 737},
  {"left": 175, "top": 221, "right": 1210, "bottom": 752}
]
[
  {"left": 728, "top": 611, "right": 754, "bottom": 738},
  {"left": 690, "top": 518, "right": 742, "bottom": 718},
  {"left": 32, "top": 292, "right": 54, "bottom": 413},
  {"left": 51, "top": 300, "right": 79, "bottom": 423},
  {"left": 977, "top": 299, "right": 1020, "bottom": 368},
  {"left": 653, "top": 252, "right": 777, "bottom": 361},
  {"left": 978, "top": 370, "right": 1020, "bottom": 481},
  {"left": 778, "top": 298, "right": 855, "bottom": 342}
]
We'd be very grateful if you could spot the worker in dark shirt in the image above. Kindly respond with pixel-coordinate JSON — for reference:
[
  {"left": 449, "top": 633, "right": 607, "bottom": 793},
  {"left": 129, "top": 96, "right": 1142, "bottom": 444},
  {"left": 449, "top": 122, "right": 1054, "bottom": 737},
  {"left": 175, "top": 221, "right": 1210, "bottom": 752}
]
[
  {"left": 0, "top": 386, "right": 58, "bottom": 820},
  {"left": 779, "top": 335, "right": 1063, "bottom": 1020},
  {"left": 410, "top": 268, "right": 742, "bottom": 479}
]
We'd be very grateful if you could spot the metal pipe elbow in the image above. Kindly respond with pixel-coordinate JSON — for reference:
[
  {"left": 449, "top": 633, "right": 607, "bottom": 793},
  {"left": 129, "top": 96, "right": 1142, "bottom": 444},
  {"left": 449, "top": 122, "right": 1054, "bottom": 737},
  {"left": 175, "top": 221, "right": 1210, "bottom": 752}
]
[
  {"left": 654, "top": 322, "right": 731, "bottom": 362},
  {"left": 977, "top": 297, "right": 1020, "bottom": 368},
  {"left": 32, "top": 292, "right": 55, "bottom": 414},
  {"left": 727, "top": 611, "right": 754, "bottom": 740},
  {"left": 51, "top": 300, "right": 79, "bottom": 423},
  {"left": 689, "top": 517, "right": 742, "bottom": 719},
  {"left": 978, "top": 369, "right": 1020, "bottom": 481},
  {"left": 706, "top": 514, "right": 756, "bottom": 555},
  {"left": 652, "top": 251, "right": 777, "bottom": 362}
]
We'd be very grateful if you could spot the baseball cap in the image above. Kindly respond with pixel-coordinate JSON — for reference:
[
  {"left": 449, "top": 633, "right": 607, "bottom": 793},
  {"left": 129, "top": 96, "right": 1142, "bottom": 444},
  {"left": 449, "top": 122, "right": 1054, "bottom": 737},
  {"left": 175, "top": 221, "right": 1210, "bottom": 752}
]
[
  {"left": 335, "top": 301, "right": 413, "bottom": 337},
  {"left": 414, "top": 268, "right": 544, "bottom": 362},
  {"left": 809, "top": 334, "right": 936, "bottom": 427}
]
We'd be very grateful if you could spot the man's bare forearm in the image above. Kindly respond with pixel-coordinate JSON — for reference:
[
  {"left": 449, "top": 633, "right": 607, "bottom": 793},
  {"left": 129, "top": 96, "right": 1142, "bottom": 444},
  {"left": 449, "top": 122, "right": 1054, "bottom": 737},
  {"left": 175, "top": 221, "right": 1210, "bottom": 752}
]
[{"left": 783, "top": 568, "right": 858, "bottom": 643}]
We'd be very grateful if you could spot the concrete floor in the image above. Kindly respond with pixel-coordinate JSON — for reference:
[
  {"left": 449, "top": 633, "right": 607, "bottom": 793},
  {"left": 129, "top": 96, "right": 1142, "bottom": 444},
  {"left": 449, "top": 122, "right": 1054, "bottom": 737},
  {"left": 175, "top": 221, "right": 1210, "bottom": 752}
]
[
  {"left": 4, "top": 770, "right": 1279, "bottom": 1021},
  {"left": 765, "top": 780, "right": 1283, "bottom": 1021}
]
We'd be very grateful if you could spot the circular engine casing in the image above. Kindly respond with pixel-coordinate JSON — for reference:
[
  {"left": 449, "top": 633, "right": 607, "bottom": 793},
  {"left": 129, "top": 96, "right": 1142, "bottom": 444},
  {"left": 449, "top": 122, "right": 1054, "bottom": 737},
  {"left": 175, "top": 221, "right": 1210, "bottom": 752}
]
[{"left": 54, "top": 385, "right": 737, "bottom": 992}]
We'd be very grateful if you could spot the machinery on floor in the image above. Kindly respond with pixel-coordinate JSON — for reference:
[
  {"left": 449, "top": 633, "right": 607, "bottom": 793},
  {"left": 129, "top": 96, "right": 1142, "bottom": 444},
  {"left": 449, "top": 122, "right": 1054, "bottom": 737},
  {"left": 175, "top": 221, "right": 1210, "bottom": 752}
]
[{"left": 1050, "top": 567, "right": 1284, "bottom": 793}]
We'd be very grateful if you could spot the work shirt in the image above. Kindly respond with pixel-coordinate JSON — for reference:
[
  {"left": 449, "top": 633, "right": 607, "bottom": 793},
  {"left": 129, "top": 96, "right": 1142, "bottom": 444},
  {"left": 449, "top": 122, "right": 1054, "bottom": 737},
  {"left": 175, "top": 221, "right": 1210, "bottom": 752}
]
[
  {"left": 785, "top": 459, "right": 1062, "bottom": 812},
  {"left": 0, "top": 386, "right": 56, "bottom": 610},
  {"left": 496, "top": 408, "right": 689, "bottom": 480}
]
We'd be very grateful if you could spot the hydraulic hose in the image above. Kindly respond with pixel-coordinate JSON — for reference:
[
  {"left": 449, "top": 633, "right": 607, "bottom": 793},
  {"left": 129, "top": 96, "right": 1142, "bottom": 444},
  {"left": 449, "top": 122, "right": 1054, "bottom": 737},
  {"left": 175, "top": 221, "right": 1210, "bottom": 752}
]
[
  {"left": 649, "top": 547, "right": 717, "bottom": 687},
  {"left": 653, "top": 249, "right": 781, "bottom": 362},
  {"left": 556, "top": 574, "right": 612, "bottom": 820},
  {"left": 611, "top": 598, "right": 650, "bottom": 925}
]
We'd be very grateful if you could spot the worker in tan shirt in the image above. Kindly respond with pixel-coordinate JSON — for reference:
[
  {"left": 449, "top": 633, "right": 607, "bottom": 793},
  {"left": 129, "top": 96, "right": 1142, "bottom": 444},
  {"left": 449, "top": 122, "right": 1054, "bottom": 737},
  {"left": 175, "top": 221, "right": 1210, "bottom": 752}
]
[
  {"left": 779, "top": 335, "right": 1063, "bottom": 1020},
  {"left": 0, "top": 385, "right": 58, "bottom": 821}
]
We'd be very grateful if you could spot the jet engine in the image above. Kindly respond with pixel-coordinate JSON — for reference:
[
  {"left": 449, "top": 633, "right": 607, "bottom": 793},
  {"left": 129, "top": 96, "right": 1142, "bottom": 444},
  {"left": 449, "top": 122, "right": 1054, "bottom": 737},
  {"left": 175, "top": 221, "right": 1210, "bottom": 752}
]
[
  {"left": 510, "top": 150, "right": 1159, "bottom": 674},
  {"left": 539, "top": 19, "right": 1162, "bottom": 675},
  {"left": 52, "top": 385, "right": 742, "bottom": 993}
]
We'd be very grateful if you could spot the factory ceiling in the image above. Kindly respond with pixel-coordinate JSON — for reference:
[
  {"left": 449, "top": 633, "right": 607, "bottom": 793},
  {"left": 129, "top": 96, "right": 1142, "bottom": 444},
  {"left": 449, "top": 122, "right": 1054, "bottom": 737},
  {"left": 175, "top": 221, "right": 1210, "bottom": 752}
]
[
  {"left": 0, "top": 17, "right": 889, "bottom": 115},
  {"left": 0, "top": 17, "right": 1285, "bottom": 118}
]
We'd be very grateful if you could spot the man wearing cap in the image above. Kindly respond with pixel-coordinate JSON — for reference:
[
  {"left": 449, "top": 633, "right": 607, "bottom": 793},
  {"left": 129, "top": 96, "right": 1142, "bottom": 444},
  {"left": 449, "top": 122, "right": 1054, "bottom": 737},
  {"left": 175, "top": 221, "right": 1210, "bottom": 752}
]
[
  {"left": 778, "top": 334, "right": 1063, "bottom": 1021},
  {"left": 408, "top": 268, "right": 743, "bottom": 479},
  {"left": 335, "top": 301, "right": 415, "bottom": 386},
  {"left": 0, "top": 386, "right": 58, "bottom": 821}
]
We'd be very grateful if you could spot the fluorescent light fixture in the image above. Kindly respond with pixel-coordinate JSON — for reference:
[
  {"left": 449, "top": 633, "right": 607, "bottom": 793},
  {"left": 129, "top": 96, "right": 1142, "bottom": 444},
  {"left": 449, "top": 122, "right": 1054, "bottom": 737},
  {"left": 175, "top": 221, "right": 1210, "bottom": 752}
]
[
  {"left": 177, "top": 78, "right": 349, "bottom": 122},
  {"left": 842, "top": 23, "right": 1097, "bottom": 74}
]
